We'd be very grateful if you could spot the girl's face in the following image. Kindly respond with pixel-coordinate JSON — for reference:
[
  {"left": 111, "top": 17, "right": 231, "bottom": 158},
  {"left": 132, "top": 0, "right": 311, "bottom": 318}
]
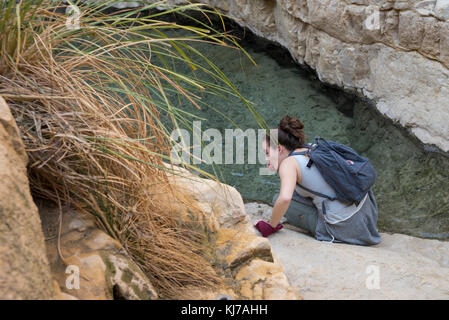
[{"left": 262, "top": 139, "right": 287, "bottom": 172}]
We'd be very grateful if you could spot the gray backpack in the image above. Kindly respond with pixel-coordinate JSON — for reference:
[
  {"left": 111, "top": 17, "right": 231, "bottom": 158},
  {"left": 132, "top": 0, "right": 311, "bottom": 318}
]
[{"left": 289, "top": 137, "right": 377, "bottom": 205}]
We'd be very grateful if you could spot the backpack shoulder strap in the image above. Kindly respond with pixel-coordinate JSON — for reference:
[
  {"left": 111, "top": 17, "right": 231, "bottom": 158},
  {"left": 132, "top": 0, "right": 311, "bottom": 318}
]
[
  {"left": 296, "top": 183, "right": 338, "bottom": 202},
  {"left": 289, "top": 150, "right": 314, "bottom": 167},
  {"left": 288, "top": 143, "right": 313, "bottom": 157}
]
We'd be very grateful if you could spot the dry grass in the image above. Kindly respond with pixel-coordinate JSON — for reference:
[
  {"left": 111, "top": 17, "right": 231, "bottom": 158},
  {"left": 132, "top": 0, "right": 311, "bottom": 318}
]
[{"left": 0, "top": 0, "right": 262, "bottom": 298}]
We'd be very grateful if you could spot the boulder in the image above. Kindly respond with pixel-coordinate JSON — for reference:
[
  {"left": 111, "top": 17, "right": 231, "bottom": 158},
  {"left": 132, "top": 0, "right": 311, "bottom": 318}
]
[
  {"left": 39, "top": 202, "right": 158, "bottom": 300},
  {"left": 166, "top": 164, "right": 301, "bottom": 299},
  {"left": 235, "top": 258, "right": 298, "bottom": 300},
  {"left": 0, "top": 96, "right": 55, "bottom": 299}
]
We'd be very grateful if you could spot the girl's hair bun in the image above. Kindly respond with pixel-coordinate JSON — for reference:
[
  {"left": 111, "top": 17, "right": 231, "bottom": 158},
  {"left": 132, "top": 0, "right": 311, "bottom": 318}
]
[
  {"left": 265, "top": 115, "right": 306, "bottom": 150},
  {"left": 279, "top": 115, "right": 304, "bottom": 139}
]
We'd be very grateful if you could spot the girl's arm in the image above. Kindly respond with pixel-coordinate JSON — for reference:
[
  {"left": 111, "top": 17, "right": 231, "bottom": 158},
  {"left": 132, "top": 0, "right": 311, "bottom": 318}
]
[{"left": 269, "top": 157, "right": 300, "bottom": 228}]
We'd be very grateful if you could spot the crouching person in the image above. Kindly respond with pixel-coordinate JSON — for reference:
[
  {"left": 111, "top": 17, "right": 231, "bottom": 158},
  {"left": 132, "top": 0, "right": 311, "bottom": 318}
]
[{"left": 255, "top": 115, "right": 381, "bottom": 246}]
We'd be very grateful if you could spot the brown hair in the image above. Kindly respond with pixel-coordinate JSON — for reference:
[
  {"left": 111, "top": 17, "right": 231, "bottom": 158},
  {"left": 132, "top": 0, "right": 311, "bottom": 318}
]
[{"left": 266, "top": 115, "right": 306, "bottom": 151}]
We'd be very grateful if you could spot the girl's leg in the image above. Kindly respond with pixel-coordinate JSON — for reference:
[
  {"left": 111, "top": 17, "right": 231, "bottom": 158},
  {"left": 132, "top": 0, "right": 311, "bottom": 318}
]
[{"left": 272, "top": 191, "right": 318, "bottom": 236}]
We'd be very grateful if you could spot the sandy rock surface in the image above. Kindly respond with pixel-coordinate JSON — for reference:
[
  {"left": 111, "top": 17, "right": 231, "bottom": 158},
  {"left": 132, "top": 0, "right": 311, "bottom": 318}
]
[{"left": 245, "top": 202, "right": 449, "bottom": 300}]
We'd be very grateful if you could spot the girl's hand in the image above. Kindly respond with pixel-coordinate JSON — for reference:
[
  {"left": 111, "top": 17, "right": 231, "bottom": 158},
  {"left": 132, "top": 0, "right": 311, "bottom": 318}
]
[{"left": 254, "top": 220, "right": 283, "bottom": 237}]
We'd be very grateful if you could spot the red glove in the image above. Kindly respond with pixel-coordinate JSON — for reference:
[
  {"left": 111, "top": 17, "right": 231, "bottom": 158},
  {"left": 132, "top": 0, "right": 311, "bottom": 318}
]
[{"left": 254, "top": 220, "right": 283, "bottom": 237}]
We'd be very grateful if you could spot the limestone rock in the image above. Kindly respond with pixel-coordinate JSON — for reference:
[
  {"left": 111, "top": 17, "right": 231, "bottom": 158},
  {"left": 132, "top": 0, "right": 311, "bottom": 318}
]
[
  {"left": 440, "top": 22, "right": 449, "bottom": 63},
  {"left": 175, "top": 285, "right": 237, "bottom": 300},
  {"left": 166, "top": 164, "right": 250, "bottom": 230},
  {"left": 435, "top": 0, "right": 449, "bottom": 20},
  {"left": 53, "top": 281, "right": 78, "bottom": 300},
  {"left": 274, "top": 3, "right": 303, "bottom": 57},
  {"left": 414, "top": 0, "right": 436, "bottom": 16},
  {"left": 166, "top": 165, "right": 300, "bottom": 299},
  {"left": 245, "top": 202, "right": 449, "bottom": 299},
  {"left": 235, "top": 258, "right": 300, "bottom": 300},
  {"left": 40, "top": 202, "right": 157, "bottom": 300},
  {"left": 215, "top": 228, "right": 273, "bottom": 274},
  {"left": 398, "top": 10, "right": 426, "bottom": 50},
  {"left": 232, "top": 0, "right": 277, "bottom": 40},
  {"left": 0, "top": 96, "right": 55, "bottom": 299}
]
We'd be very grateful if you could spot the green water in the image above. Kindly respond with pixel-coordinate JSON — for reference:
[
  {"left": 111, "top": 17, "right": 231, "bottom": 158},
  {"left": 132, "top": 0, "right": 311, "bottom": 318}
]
[{"left": 152, "top": 27, "right": 449, "bottom": 240}]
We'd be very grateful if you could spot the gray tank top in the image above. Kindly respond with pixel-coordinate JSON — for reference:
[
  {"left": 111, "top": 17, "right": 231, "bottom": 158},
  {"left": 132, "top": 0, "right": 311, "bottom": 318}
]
[{"left": 292, "top": 154, "right": 368, "bottom": 223}]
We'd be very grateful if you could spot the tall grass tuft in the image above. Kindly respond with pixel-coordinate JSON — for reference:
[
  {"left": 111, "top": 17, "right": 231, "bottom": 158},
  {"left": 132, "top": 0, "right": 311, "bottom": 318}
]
[{"left": 0, "top": 0, "right": 265, "bottom": 298}]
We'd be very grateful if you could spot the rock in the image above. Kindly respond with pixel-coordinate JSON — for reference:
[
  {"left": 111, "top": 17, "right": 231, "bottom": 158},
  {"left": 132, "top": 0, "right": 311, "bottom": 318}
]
[
  {"left": 368, "top": 46, "right": 449, "bottom": 151},
  {"left": 166, "top": 164, "right": 250, "bottom": 230},
  {"left": 435, "top": 0, "right": 449, "bottom": 20},
  {"left": 62, "top": 253, "right": 110, "bottom": 300},
  {"left": 166, "top": 164, "right": 300, "bottom": 299},
  {"left": 244, "top": 202, "right": 287, "bottom": 224},
  {"left": 0, "top": 96, "right": 55, "bottom": 299},
  {"left": 398, "top": 10, "right": 426, "bottom": 50},
  {"left": 208, "top": 0, "right": 231, "bottom": 12},
  {"left": 245, "top": 202, "right": 449, "bottom": 299},
  {"left": 274, "top": 3, "right": 304, "bottom": 58},
  {"left": 414, "top": 0, "right": 436, "bottom": 16},
  {"left": 39, "top": 202, "right": 157, "bottom": 300},
  {"left": 440, "top": 22, "right": 449, "bottom": 63},
  {"left": 53, "top": 281, "right": 78, "bottom": 300},
  {"left": 215, "top": 228, "right": 273, "bottom": 274},
  {"left": 175, "top": 285, "right": 238, "bottom": 300},
  {"left": 235, "top": 258, "right": 300, "bottom": 300},
  {"left": 394, "top": 0, "right": 412, "bottom": 10},
  {"left": 233, "top": 0, "right": 277, "bottom": 40}
]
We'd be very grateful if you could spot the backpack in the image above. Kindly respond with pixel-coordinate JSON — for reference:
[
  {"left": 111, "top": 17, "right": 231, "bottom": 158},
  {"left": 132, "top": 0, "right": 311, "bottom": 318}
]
[{"left": 289, "top": 136, "right": 377, "bottom": 205}]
